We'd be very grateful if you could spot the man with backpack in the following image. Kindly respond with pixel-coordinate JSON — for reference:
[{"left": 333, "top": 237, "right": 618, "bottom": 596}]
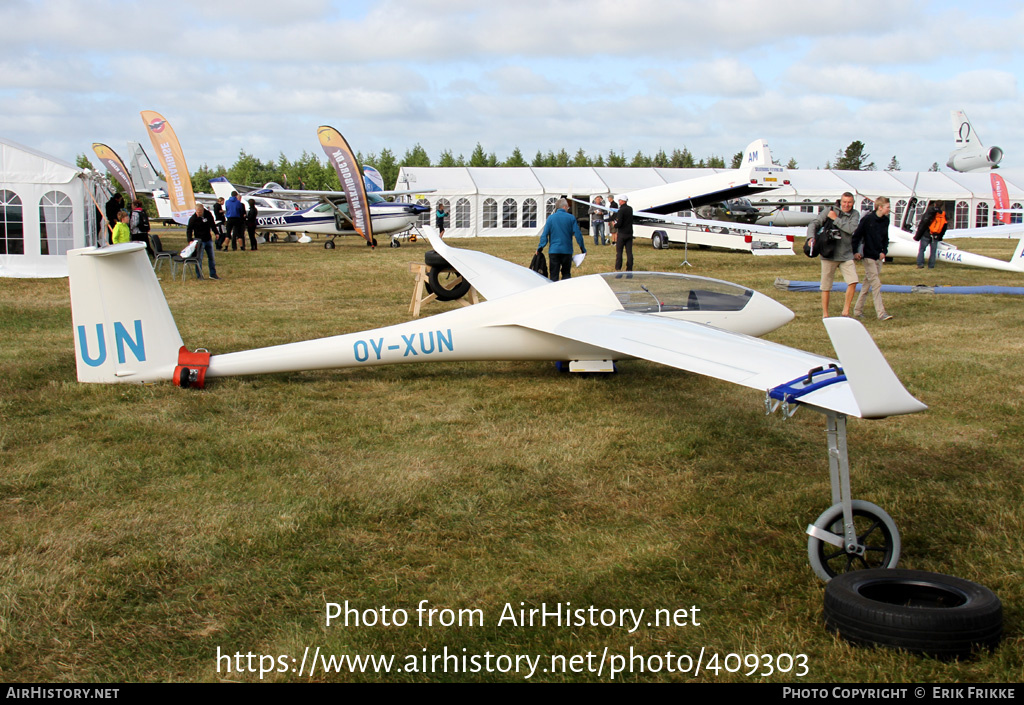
[
  {"left": 915, "top": 201, "right": 947, "bottom": 269},
  {"left": 129, "top": 199, "right": 153, "bottom": 257},
  {"left": 807, "top": 192, "right": 861, "bottom": 318}
]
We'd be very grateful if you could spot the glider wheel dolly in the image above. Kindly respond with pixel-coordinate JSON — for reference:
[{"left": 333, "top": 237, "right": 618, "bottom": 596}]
[{"left": 767, "top": 366, "right": 901, "bottom": 582}]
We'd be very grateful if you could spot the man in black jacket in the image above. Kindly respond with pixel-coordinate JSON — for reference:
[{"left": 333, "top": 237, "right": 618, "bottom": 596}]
[
  {"left": 852, "top": 196, "right": 892, "bottom": 320},
  {"left": 186, "top": 204, "right": 221, "bottom": 280},
  {"left": 613, "top": 195, "right": 634, "bottom": 272}
]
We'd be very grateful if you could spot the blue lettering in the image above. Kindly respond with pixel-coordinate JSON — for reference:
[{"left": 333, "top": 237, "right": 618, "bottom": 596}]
[
  {"left": 77, "top": 323, "right": 107, "bottom": 367},
  {"left": 354, "top": 340, "right": 369, "bottom": 362},
  {"left": 401, "top": 334, "right": 418, "bottom": 356},
  {"left": 747, "top": 150, "right": 758, "bottom": 163},
  {"left": 436, "top": 329, "right": 454, "bottom": 353},
  {"left": 419, "top": 331, "right": 435, "bottom": 354},
  {"left": 114, "top": 320, "right": 146, "bottom": 364},
  {"left": 369, "top": 338, "right": 384, "bottom": 360}
]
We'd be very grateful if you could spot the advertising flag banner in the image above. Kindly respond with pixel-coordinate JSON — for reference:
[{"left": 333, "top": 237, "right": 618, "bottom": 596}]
[
  {"left": 140, "top": 110, "right": 195, "bottom": 224},
  {"left": 991, "top": 173, "right": 1011, "bottom": 225},
  {"left": 363, "top": 165, "right": 385, "bottom": 193},
  {"left": 91, "top": 143, "right": 136, "bottom": 201},
  {"left": 317, "top": 125, "right": 374, "bottom": 245}
]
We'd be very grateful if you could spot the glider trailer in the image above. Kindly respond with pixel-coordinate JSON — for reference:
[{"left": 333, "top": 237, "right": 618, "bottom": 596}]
[{"left": 68, "top": 234, "right": 925, "bottom": 582}]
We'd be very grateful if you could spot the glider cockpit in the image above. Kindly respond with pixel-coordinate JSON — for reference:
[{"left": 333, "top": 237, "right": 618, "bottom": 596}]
[{"left": 601, "top": 272, "right": 753, "bottom": 315}]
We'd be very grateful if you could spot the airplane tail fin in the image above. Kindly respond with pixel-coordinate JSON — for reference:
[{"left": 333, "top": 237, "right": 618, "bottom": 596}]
[
  {"left": 69, "top": 244, "right": 184, "bottom": 384},
  {"left": 952, "top": 110, "right": 978, "bottom": 147},
  {"left": 1011, "top": 236, "right": 1024, "bottom": 271},
  {"left": 209, "top": 176, "right": 236, "bottom": 200},
  {"left": 742, "top": 139, "right": 773, "bottom": 168},
  {"left": 822, "top": 318, "right": 927, "bottom": 419}
]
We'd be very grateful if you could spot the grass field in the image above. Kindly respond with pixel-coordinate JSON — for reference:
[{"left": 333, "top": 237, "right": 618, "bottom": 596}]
[{"left": 0, "top": 230, "right": 1021, "bottom": 682}]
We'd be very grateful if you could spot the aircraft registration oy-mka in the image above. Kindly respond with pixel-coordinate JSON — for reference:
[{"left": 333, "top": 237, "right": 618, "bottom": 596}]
[{"left": 69, "top": 223, "right": 927, "bottom": 580}]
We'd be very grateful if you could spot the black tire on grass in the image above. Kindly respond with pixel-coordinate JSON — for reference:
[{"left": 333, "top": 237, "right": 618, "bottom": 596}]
[{"left": 823, "top": 568, "right": 1002, "bottom": 660}]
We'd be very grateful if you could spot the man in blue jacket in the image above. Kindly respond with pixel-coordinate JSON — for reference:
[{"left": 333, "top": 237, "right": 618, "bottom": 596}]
[
  {"left": 225, "top": 191, "right": 246, "bottom": 250},
  {"left": 537, "top": 198, "right": 586, "bottom": 281}
]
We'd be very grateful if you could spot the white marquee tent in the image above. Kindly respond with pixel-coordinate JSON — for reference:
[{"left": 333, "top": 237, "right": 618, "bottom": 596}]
[
  {"left": 396, "top": 165, "right": 1024, "bottom": 239},
  {"left": 1, "top": 137, "right": 110, "bottom": 278}
]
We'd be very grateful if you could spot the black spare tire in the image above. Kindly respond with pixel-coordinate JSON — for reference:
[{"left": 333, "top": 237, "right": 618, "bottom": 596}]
[{"left": 823, "top": 568, "right": 1002, "bottom": 660}]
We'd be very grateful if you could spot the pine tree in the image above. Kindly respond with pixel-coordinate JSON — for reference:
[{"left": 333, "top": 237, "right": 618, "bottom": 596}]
[
  {"left": 833, "top": 141, "right": 875, "bottom": 170},
  {"left": 885, "top": 156, "right": 901, "bottom": 171}
]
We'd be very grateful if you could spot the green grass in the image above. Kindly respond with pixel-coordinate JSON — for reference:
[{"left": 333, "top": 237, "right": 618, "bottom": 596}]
[{"left": 0, "top": 231, "right": 1021, "bottom": 682}]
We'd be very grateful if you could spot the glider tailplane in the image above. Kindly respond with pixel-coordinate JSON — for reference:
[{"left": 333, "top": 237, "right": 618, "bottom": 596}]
[
  {"left": 68, "top": 244, "right": 184, "bottom": 384},
  {"left": 821, "top": 317, "right": 926, "bottom": 419}
]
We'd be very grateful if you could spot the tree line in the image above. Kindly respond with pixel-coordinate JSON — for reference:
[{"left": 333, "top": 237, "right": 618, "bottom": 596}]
[{"left": 79, "top": 140, "right": 931, "bottom": 201}]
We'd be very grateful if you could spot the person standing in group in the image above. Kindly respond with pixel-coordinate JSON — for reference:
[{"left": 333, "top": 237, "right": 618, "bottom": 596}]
[
  {"left": 128, "top": 199, "right": 153, "bottom": 256},
  {"left": 225, "top": 191, "right": 245, "bottom": 250},
  {"left": 613, "top": 195, "right": 634, "bottom": 271},
  {"left": 852, "top": 196, "right": 894, "bottom": 321},
  {"left": 246, "top": 199, "right": 259, "bottom": 251},
  {"left": 808, "top": 192, "right": 860, "bottom": 317},
  {"left": 589, "top": 196, "right": 607, "bottom": 246},
  {"left": 110, "top": 210, "right": 131, "bottom": 245},
  {"left": 104, "top": 192, "right": 123, "bottom": 245},
  {"left": 915, "top": 201, "right": 947, "bottom": 269},
  {"left": 537, "top": 197, "right": 586, "bottom": 282},
  {"left": 186, "top": 203, "right": 221, "bottom": 280},
  {"left": 436, "top": 202, "right": 448, "bottom": 238},
  {"left": 214, "top": 197, "right": 228, "bottom": 250}
]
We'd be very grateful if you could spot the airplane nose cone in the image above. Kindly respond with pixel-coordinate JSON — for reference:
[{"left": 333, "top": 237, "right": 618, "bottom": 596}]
[{"left": 746, "top": 292, "right": 794, "bottom": 336}]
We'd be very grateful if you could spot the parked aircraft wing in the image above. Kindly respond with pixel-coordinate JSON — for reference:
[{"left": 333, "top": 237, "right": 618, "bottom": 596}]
[
  {"left": 425, "top": 232, "right": 550, "bottom": 301},
  {"left": 505, "top": 309, "right": 924, "bottom": 420}
]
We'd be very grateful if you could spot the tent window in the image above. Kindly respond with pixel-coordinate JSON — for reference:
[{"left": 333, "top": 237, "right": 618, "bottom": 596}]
[
  {"left": 545, "top": 197, "right": 557, "bottom": 218},
  {"left": 894, "top": 200, "right": 907, "bottom": 226},
  {"left": 522, "top": 198, "right": 538, "bottom": 228},
  {"left": 954, "top": 201, "right": 969, "bottom": 229},
  {"left": 1011, "top": 203, "right": 1023, "bottom": 225},
  {"left": 482, "top": 198, "right": 498, "bottom": 229},
  {"left": 975, "top": 202, "right": 989, "bottom": 228},
  {"left": 502, "top": 198, "right": 517, "bottom": 228},
  {"left": 801, "top": 199, "right": 814, "bottom": 213},
  {"left": 455, "top": 198, "right": 470, "bottom": 228},
  {"left": 39, "top": 190, "right": 73, "bottom": 256},
  {"left": 436, "top": 199, "right": 451, "bottom": 229},
  {"left": 416, "top": 198, "right": 430, "bottom": 226},
  {"left": 0, "top": 190, "right": 24, "bottom": 255},
  {"left": 860, "top": 198, "right": 874, "bottom": 213}
]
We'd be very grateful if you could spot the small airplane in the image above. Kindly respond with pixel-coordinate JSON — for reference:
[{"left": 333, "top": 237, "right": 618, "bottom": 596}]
[
  {"left": 68, "top": 232, "right": 925, "bottom": 580},
  {"left": 884, "top": 198, "right": 1024, "bottom": 272},
  {"left": 947, "top": 110, "right": 1003, "bottom": 173},
  {"left": 600, "top": 140, "right": 799, "bottom": 254},
  {"left": 208, "top": 178, "right": 431, "bottom": 249}
]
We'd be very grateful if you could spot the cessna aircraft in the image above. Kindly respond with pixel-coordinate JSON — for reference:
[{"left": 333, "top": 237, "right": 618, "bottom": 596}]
[
  {"left": 947, "top": 110, "right": 1003, "bottom": 173},
  {"left": 68, "top": 232, "right": 925, "bottom": 580},
  {"left": 209, "top": 178, "right": 431, "bottom": 248}
]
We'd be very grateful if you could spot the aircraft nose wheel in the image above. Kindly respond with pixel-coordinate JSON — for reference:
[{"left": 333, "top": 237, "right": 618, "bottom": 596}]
[
  {"left": 807, "top": 500, "right": 901, "bottom": 582},
  {"left": 325, "top": 239, "right": 336, "bottom": 250}
]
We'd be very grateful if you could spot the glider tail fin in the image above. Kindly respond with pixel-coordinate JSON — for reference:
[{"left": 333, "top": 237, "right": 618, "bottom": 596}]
[
  {"left": 823, "top": 317, "right": 927, "bottom": 419},
  {"left": 1011, "top": 236, "right": 1024, "bottom": 271},
  {"left": 69, "top": 244, "right": 184, "bottom": 384}
]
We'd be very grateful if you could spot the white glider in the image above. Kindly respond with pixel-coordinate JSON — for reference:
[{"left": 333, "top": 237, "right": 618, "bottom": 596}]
[{"left": 67, "top": 235, "right": 925, "bottom": 580}]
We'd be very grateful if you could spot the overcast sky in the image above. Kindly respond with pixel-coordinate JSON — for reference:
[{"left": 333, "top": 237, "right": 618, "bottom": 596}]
[{"left": 2, "top": 0, "right": 1023, "bottom": 176}]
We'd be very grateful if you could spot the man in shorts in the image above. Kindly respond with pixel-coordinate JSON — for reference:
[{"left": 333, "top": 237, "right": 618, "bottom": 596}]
[{"left": 809, "top": 192, "right": 860, "bottom": 318}]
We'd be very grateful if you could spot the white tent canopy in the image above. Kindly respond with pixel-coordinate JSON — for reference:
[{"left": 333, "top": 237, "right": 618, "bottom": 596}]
[
  {"left": 1, "top": 137, "right": 109, "bottom": 278},
  {"left": 397, "top": 165, "right": 1024, "bottom": 239}
]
